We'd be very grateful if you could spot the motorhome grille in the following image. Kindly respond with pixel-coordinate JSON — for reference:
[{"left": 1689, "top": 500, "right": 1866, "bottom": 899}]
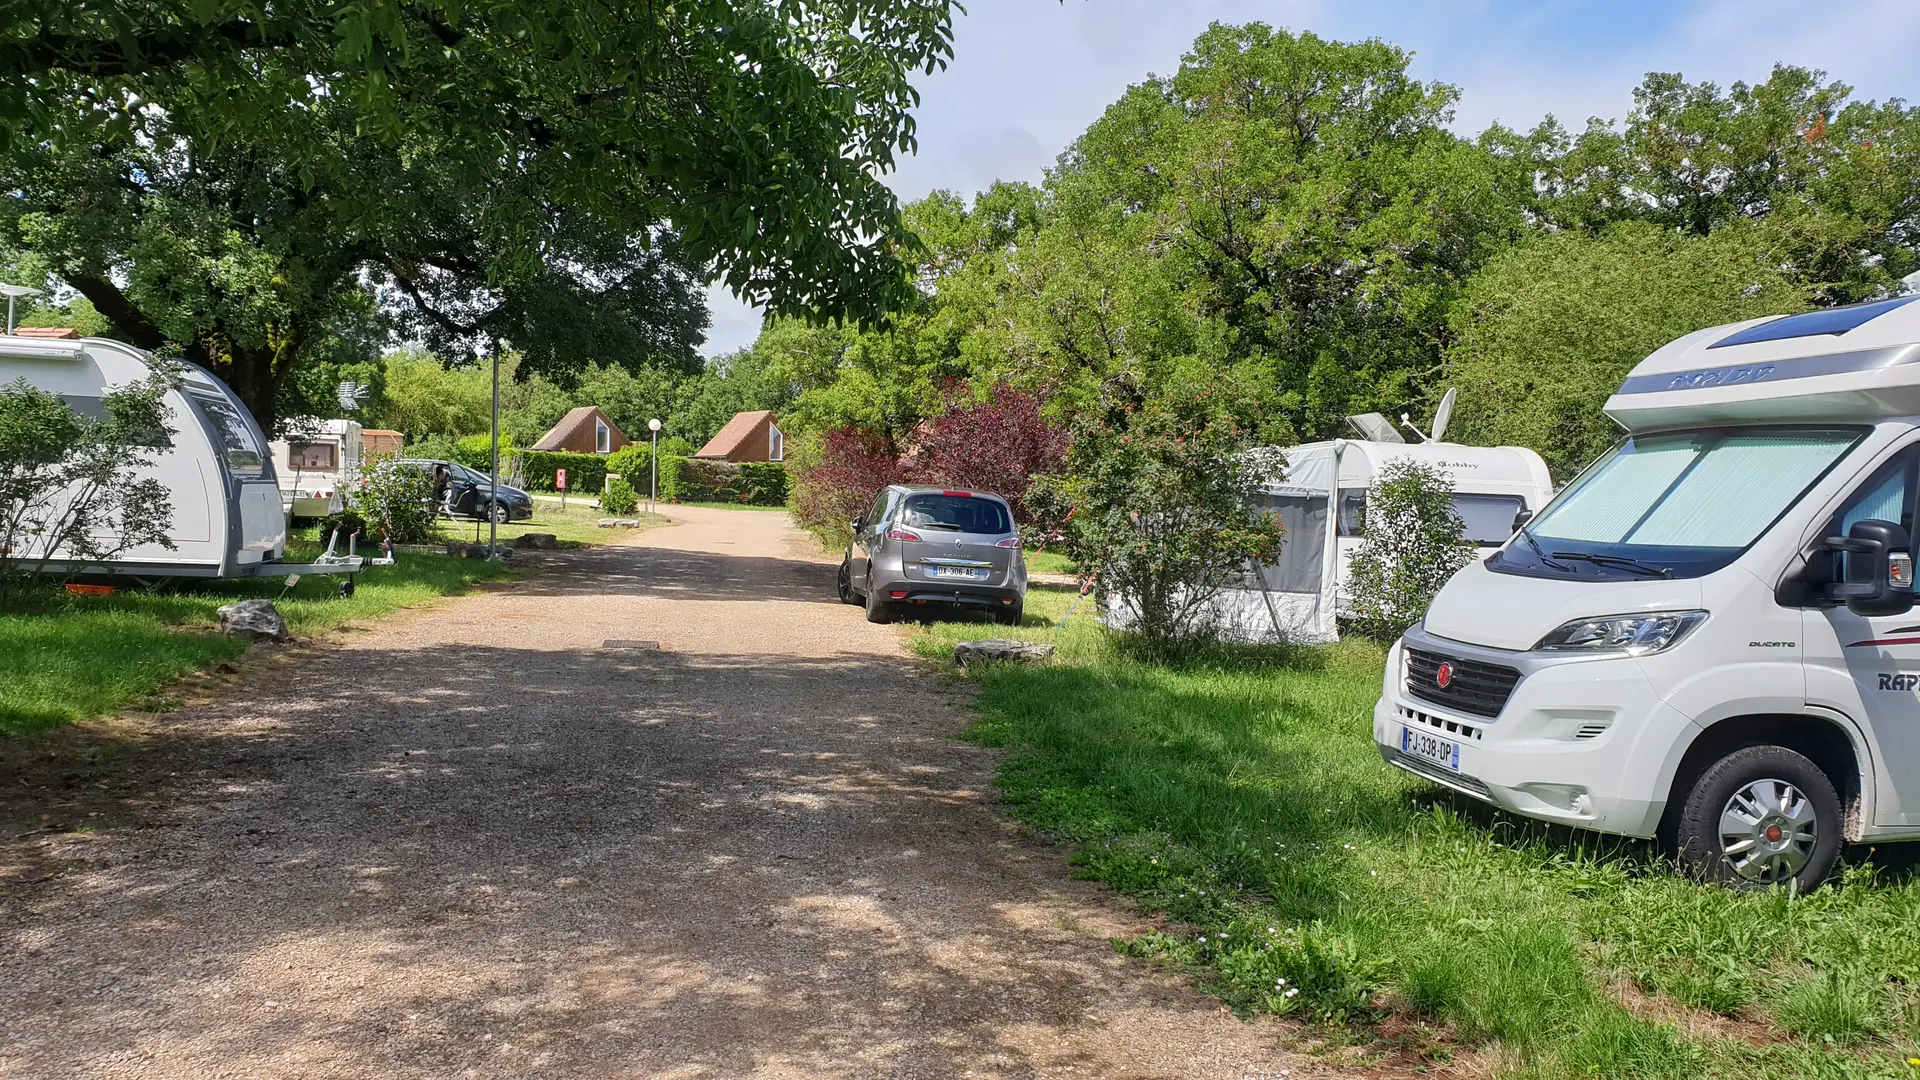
[
  {"left": 1386, "top": 748, "right": 1493, "bottom": 799},
  {"left": 1404, "top": 648, "right": 1521, "bottom": 719},
  {"left": 1398, "top": 704, "right": 1482, "bottom": 741}
]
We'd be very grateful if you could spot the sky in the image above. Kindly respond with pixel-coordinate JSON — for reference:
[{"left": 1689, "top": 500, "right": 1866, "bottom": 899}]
[{"left": 702, "top": 0, "right": 1920, "bottom": 356}]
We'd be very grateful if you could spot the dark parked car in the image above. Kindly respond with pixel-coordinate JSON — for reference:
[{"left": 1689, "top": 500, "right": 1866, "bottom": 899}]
[
  {"left": 837, "top": 485, "right": 1027, "bottom": 625},
  {"left": 396, "top": 459, "right": 535, "bottom": 523}
]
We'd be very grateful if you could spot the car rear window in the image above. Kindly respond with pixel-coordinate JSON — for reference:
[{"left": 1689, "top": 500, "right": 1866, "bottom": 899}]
[{"left": 899, "top": 493, "right": 1011, "bottom": 534}]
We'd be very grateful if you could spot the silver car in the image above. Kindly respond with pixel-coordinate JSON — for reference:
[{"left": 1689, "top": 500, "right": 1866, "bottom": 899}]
[{"left": 836, "top": 485, "right": 1027, "bottom": 625}]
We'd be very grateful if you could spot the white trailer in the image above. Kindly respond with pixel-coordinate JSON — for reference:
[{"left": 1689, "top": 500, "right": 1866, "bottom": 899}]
[
  {"left": 0, "top": 335, "right": 385, "bottom": 581},
  {"left": 1199, "top": 437, "right": 1555, "bottom": 643},
  {"left": 271, "top": 419, "right": 363, "bottom": 520}
]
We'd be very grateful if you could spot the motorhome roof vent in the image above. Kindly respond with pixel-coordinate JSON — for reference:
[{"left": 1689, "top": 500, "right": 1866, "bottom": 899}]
[{"left": 1708, "top": 296, "right": 1919, "bottom": 349}]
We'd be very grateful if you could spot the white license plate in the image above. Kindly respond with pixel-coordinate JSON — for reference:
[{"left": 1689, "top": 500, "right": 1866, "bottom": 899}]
[
  {"left": 1400, "top": 726, "right": 1460, "bottom": 771},
  {"left": 931, "top": 565, "right": 987, "bottom": 580}
]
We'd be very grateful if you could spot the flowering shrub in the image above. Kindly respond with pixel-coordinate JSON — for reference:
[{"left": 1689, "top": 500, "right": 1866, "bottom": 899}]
[
  {"left": 902, "top": 383, "right": 1066, "bottom": 519},
  {"left": 1028, "top": 385, "right": 1283, "bottom": 652},
  {"left": 1343, "top": 459, "right": 1474, "bottom": 640}
]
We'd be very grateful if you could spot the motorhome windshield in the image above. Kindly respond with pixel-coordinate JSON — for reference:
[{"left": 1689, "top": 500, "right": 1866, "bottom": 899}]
[{"left": 1490, "top": 427, "right": 1864, "bottom": 581}]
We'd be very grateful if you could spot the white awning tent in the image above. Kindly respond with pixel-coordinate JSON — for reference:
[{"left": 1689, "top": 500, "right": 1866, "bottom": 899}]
[{"left": 1102, "top": 438, "right": 1556, "bottom": 644}]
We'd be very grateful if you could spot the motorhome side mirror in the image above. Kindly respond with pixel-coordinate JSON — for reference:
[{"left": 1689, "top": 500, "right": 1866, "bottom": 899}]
[
  {"left": 1511, "top": 509, "right": 1534, "bottom": 534},
  {"left": 851, "top": 516, "right": 865, "bottom": 533},
  {"left": 1821, "top": 519, "right": 1916, "bottom": 617}
]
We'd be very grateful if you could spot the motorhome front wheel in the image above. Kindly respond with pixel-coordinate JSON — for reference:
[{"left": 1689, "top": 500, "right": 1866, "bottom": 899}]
[{"left": 1675, "top": 745, "right": 1842, "bottom": 891}]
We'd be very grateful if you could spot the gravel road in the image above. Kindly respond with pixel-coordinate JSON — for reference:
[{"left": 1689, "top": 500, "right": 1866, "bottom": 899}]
[{"left": 0, "top": 506, "right": 1332, "bottom": 1079}]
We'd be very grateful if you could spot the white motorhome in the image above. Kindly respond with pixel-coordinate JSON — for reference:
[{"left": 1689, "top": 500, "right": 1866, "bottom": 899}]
[
  {"left": 271, "top": 419, "right": 363, "bottom": 519},
  {"left": 1230, "top": 437, "right": 1555, "bottom": 643},
  {"left": 0, "top": 335, "right": 381, "bottom": 582},
  {"left": 1376, "top": 294, "right": 1920, "bottom": 890}
]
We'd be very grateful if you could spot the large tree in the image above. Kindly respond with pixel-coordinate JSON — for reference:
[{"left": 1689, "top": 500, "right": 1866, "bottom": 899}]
[{"left": 0, "top": 1, "right": 957, "bottom": 431}]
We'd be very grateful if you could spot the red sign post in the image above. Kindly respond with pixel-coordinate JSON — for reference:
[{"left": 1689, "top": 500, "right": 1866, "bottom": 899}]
[{"left": 556, "top": 468, "right": 567, "bottom": 508}]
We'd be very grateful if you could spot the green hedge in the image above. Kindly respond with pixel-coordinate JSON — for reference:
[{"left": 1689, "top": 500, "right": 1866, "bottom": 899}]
[
  {"left": 520, "top": 450, "right": 606, "bottom": 493},
  {"left": 663, "top": 458, "right": 787, "bottom": 505},
  {"left": 740, "top": 462, "right": 789, "bottom": 505}
]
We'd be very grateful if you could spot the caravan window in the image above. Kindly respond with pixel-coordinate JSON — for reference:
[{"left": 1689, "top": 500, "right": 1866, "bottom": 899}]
[
  {"left": 1337, "top": 492, "right": 1366, "bottom": 536},
  {"left": 192, "top": 395, "right": 267, "bottom": 479},
  {"left": 1452, "top": 494, "right": 1528, "bottom": 544},
  {"left": 287, "top": 441, "right": 337, "bottom": 469}
]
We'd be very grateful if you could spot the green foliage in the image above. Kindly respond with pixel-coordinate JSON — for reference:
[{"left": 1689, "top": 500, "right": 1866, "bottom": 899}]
[
  {"left": 1444, "top": 222, "right": 1808, "bottom": 477},
  {"left": 656, "top": 454, "right": 685, "bottom": 503},
  {"left": 599, "top": 478, "right": 638, "bottom": 517},
  {"left": 738, "top": 463, "right": 790, "bottom": 506},
  {"left": 349, "top": 458, "right": 438, "bottom": 545},
  {"left": 1343, "top": 459, "right": 1476, "bottom": 641},
  {"left": 1030, "top": 386, "right": 1283, "bottom": 651},
  {"left": 1774, "top": 970, "right": 1885, "bottom": 1046},
  {"left": 673, "top": 458, "right": 744, "bottom": 503},
  {"left": 518, "top": 451, "right": 606, "bottom": 494},
  {"left": 317, "top": 509, "right": 367, "bottom": 548},
  {"left": 0, "top": 364, "right": 179, "bottom": 602},
  {"left": 603, "top": 444, "right": 653, "bottom": 491},
  {"left": 451, "top": 433, "right": 518, "bottom": 477},
  {"left": 374, "top": 350, "right": 496, "bottom": 442}
]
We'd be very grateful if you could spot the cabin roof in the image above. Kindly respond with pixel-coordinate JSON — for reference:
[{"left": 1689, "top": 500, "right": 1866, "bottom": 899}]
[
  {"left": 531, "top": 406, "right": 622, "bottom": 451},
  {"left": 695, "top": 410, "right": 777, "bottom": 458}
]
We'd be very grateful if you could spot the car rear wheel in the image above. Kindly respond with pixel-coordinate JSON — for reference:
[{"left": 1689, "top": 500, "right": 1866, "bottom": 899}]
[
  {"left": 836, "top": 558, "right": 859, "bottom": 605},
  {"left": 864, "top": 586, "right": 894, "bottom": 624},
  {"left": 995, "top": 602, "right": 1023, "bottom": 626},
  {"left": 1675, "top": 744, "right": 1841, "bottom": 891}
]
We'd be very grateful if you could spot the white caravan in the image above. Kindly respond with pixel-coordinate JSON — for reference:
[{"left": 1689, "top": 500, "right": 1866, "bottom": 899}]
[
  {"left": 0, "top": 335, "right": 383, "bottom": 582},
  {"left": 1376, "top": 294, "right": 1920, "bottom": 889},
  {"left": 1227, "top": 436, "right": 1554, "bottom": 643},
  {"left": 271, "top": 419, "right": 363, "bottom": 519}
]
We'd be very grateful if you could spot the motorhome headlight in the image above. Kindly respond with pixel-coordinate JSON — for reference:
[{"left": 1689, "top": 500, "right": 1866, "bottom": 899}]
[{"left": 1534, "top": 611, "right": 1707, "bottom": 655}]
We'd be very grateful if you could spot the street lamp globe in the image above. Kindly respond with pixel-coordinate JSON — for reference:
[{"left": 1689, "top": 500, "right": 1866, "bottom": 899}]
[{"left": 648, "top": 418, "right": 662, "bottom": 432}]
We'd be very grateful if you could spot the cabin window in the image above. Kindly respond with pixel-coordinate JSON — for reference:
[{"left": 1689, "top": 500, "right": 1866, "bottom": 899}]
[
  {"left": 769, "top": 424, "right": 784, "bottom": 461},
  {"left": 287, "top": 441, "right": 337, "bottom": 470},
  {"left": 1451, "top": 494, "right": 1529, "bottom": 544},
  {"left": 191, "top": 395, "right": 267, "bottom": 479},
  {"left": 595, "top": 418, "right": 610, "bottom": 454}
]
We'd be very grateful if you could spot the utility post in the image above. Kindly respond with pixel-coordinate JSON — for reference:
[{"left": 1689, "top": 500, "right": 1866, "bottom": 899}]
[
  {"left": 0, "top": 284, "right": 44, "bottom": 333},
  {"left": 488, "top": 349, "right": 501, "bottom": 558},
  {"left": 647, "top": 418, "right": 662, "bottom": 515}
]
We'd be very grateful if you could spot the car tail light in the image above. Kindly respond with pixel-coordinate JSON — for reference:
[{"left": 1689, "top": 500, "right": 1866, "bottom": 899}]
[
  {"left": 995, "top": 536, "right": 1021, "bottom": 549},
  {"left": 888, "top": 528, "right": 922, "bottom": 542},
  {"left": 942, "top": 490, "right": 972, "bottom": 497},
  {"left": 889, "top": 590, "right": 907, "bottom": 599}
]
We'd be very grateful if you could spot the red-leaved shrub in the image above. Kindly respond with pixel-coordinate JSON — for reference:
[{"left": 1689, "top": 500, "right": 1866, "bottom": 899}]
[
  {"left": 793, "top": 427, "right": 906, "bottom": 533},
  {"left": 903, "top": 383, "right": 1068, "bottom": 520}
]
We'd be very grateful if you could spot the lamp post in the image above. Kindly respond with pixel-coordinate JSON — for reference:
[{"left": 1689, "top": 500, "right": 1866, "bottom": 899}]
[
  {"left": 647, "top": 418, "right": 662, "bottom": 515},
  {"left": 488, "top": 349, "right": 501, "bottom": 558},
  {"left": 0, "top": 284, "right": 44, "bottom": 334}
]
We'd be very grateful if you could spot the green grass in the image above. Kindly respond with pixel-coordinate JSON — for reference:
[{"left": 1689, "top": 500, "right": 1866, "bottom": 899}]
[
  {"left": 911, "top": 590, "right": 1920, "bottom": 1078},
  {"left": 430, "top": 501, "right": 668, "bottom": 547},
  {"left": 669, "top": 500, "right": 790, "bottom": 512},
  {"left": 1024, "top": 549, "right": 1078, "bottom": 576},
  {"left": 0, "top": 545, "right": 512, "bottom": 735}
]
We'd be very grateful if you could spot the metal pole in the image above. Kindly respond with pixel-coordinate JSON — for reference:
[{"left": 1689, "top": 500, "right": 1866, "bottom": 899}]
[
  {"left": 5, "top": 295, "right": 12, "bottom": 334},
  {"left": 488, "top": 350, "right": 500, "bottom": 557},
  {"left": 650, "top": 428, "right": 658, "bottom": 515}
]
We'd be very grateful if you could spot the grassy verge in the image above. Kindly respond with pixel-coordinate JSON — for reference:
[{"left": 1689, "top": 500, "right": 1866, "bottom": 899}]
[
  {"left": 670, "top": 500, "right": 790, "bottom": 512},
  {"left": 431, "top": 501, "right": 668, "bottom": 547},
  {"left": 912, "top": 589, "right": 1920, "bottom": 1078},
  {"left": 1024, "top": 549, "right": 1077, "bottom": 577},
  {"left": 0, "top": 544, "right": 512, "bottom": 736}
]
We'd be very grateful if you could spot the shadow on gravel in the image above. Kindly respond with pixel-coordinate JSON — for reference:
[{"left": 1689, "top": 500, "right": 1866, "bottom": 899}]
[
  {"left": 512, "top": 542, "right": 835, "bottom": 604},
  {"left": 0, "top": 633, "right": 1128, "bottom": 1077}
]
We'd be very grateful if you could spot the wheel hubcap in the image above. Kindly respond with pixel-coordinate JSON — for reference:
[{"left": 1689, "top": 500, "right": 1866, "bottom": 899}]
[{"left": 1719, "top": 778, "right": 1819, "bottom": 883}]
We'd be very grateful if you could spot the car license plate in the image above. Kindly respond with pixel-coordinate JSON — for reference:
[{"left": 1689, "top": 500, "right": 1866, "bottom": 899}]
[
  {"left": 932, "top": 565, "right": 987, "bottom": 580},
  {"left": 1400, "top": 726, "right": 1460, "bottom": 771}
]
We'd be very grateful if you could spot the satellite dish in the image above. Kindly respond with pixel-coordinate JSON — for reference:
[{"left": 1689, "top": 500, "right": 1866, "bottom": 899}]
[
  {"left": 1431, "top": 387, "right": 1457, "bottom": 444},
  {"left": 335, "top": 380, "right": 367, "bottom": 412}
]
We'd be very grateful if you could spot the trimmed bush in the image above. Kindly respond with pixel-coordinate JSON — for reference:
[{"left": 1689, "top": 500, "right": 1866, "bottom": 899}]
[
  {"left": 600, "top": 478, "right": 639, "bottom": 516},
  {"left": 657, "top": 454, "right": 685, "bottom": 501},
  {"left": 604, "top": 443, "right": 653, "bottom": 491},
  {"left": 738, "top": 462, "right": 789, "bottom": 505},
  {"left": 318, "top": 508, "right": 369, "bottom": 548}
]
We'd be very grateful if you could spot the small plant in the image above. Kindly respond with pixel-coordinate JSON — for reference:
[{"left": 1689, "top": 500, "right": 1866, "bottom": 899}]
[
  {"left": 350, "top": 458, "right": 439, "bottom": 544},
  {"left": 318, "top": 508, "right": 369, "bottom": 548},
  {"left": 1343, "top": 459, "right": 1475, "bottom": 640},
  {"left": 0, "top": 365, "right": 179, "bottom": 604},
  {"left": 600, "top": 477, "right": 639, "bottom": 516}
]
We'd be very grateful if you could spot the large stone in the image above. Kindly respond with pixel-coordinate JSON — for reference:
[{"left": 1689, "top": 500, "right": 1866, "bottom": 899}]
[
  {"left": 596, "top": 518, "right": 644, "bottom": 529},
  {"left": 952, "top": 639, "right": 1055, "bottom": 667},
  {"left": 513, "top": 532, "right": 560, "bottom": 550},
  {"left": 217, "top": 599, "right": 290, "bottom": 642}
]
